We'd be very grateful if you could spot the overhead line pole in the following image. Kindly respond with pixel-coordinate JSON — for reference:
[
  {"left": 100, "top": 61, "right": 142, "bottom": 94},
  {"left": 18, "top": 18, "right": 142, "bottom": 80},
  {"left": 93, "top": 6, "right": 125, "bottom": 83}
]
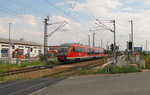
[
  {"left": 43, "top": 16, "right": 68, "bottom": 61},
  {"left": 93, "top": 32, "right": 95, "bottom": 47},
  {"left": 44, "top": 16, "right": 49, "bottom": 60},
  {"left": 96, "top": 19, "right": 117, "bottom": 62},
  {"left": 146, "top": 40, "right": 149, "bottom": 54},
  {"left": 88, "top": 35, "right": 90, "bottom": 46},
  {"left": 8, "top": 23, "right": 11, "bottom": 64},
  {"left": 107, "top": 41, "right": 108, "bottom": 50},
  {"left": 101, "top": 39, "right": 103, "bottom": 48},
  {"left": 129, "top": 20, "right": 133, "bottom": 51},
  {"left": 113, "top": 20, "right": 116, "bottom": 61}
]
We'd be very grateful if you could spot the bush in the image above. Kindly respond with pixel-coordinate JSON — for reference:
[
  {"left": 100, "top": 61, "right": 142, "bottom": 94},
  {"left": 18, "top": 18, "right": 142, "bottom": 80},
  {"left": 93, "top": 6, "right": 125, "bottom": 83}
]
[
  {"left": 140, "top": 55, "right": 150, "bottom": 69},
  {"left": 0, "top": 63, "right": 19, "bottom": 72},
  {"left": 39, "top": 55, "right": 47, "bottom": 62},
  {"left": 19, "top": 61, "right": 44, "bottom": 68},
  {"left": 97, "top": 65, "right": 141, "bottom": 74}
]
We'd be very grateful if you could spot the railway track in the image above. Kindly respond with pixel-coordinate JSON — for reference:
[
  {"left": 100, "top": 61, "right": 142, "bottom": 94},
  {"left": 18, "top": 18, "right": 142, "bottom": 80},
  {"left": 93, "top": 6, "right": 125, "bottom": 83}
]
[
  {"left": 45, "top": 58, "right": 108, "bottom": 77},
  {"left": 0, "top": 57, "right": 112, "bottom": 78},
  {"left": 0, "top": 65, "right": 57, "bottom": 77}
]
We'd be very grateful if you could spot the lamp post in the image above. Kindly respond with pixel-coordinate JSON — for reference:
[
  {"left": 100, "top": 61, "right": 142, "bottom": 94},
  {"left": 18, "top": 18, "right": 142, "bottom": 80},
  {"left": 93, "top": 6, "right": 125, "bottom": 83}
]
[{"left": 8, "top": 23, "right": 11, "bottom": 64}]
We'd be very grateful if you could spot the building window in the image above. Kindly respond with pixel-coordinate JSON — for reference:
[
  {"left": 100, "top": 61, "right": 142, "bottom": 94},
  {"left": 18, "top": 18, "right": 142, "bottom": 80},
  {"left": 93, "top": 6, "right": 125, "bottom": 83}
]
[
  {"left": 19, "top": 49, "right": 24, "bottom": 55},
  {"left": 33, "top": 47, "right": 37, "bottom": 49},
  {"left": 1, "top": 48, "right": 8, "bottom": 57},
  {"left": 18, "top": 46, "right": 24, "bottom": 48},
  {"left": 2, "top": 45, "right": 9, "bottom": 47},
  {"left": 25, "top": 47, "right": 30, "bottom": 48},
  {"left": 39, "top": 50, "right": 42, "bottom": 55}
]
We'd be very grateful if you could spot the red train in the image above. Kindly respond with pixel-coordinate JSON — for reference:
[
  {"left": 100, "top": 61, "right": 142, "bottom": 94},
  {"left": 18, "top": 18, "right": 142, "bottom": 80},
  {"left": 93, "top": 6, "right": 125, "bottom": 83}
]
[{"left": 57, "top": 43, "right": 104, "bottom": 62}]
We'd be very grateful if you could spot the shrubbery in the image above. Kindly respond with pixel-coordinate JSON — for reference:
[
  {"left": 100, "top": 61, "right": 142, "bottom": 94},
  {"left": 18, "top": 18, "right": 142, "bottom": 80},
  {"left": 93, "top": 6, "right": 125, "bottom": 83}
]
[
  {"left": 97, "top": 65, "right": 141, "bottom": 74},
  {"left": 39, "top": 54, "right": 47, "bottom": 62}
]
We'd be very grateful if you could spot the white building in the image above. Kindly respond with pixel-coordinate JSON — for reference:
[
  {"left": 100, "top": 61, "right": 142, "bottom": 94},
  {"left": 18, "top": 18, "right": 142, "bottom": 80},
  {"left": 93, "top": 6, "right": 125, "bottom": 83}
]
[{"left": 0, "top": 38, "right": 42, "bottom": 59}]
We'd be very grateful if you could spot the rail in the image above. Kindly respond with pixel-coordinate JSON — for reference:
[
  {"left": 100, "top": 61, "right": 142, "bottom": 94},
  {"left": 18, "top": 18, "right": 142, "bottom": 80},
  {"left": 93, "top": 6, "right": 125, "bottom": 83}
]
[
  {"left": 0, "top": 65, "right": 57, "bottom": 77},
  {"left": 0, "top": 56, "right": 111, "bottom": 78}
]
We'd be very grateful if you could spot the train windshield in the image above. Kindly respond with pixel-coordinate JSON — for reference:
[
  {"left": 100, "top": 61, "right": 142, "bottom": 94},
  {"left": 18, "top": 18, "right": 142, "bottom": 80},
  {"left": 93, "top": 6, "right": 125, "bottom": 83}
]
[{"left": 58, "top": 46, "right": 70, "bottom": 55}]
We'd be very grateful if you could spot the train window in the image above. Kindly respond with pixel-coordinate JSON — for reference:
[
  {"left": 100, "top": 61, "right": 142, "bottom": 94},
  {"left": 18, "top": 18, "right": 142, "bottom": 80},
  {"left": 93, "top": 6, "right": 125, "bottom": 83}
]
[
  {"left": 76, "top": 47, "right": 80, "bottom": 52},
  {"left": 58, "top": 46, "right": 70, "bottom": 54},
  {"left": 95, "top": 49, "right": 100, "bottom": 55},
  {"left": 88, "top": 48, "right": 93, "bottom": 55},
  {"left": 80, "top": 47, "right": 85, "bottom": 52},
  {"left": 85, "top": 48, "right": 88, "bottom": 52},
  {"left": 72, "top": 47, "right": 76, "bottom": 52},
  {"left": 92, "top": 49, "right": 94, "bottom": 54},
  {"left": 74, "top": 47, "right": 80, "bottom": 52},
  {"left": 78, "top": 47, "right": 81, "bottom": 52},
  {"left": 87, "top": 48, "right": 90, "bottom": 55},
  {"left": 74, "top": 47, "right": 77, "bottom": 52},
  {"left": 83, "top": 48, "right": 85, "bottom": 52}
]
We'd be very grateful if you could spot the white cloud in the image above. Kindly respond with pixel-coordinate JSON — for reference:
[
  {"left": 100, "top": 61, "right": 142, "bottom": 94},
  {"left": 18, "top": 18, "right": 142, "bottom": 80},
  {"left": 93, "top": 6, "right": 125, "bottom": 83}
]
[
  {"left": 122, "top": 7, "right": 134, "bottom": 12},
  {"left": 0, "top": 15, "right": 43, "bottom": 43},
  {"left": 0, "top": 14, "right": 92, "bottom": 47},
  {"left": 141, "top": 0, "right": 150, "bottom": 5},
  {"left": 62, "top": 0, "right": 150, "bottom": 50},
  {"left": 2, "top": 0, "right": 150, "bottom": 50}
]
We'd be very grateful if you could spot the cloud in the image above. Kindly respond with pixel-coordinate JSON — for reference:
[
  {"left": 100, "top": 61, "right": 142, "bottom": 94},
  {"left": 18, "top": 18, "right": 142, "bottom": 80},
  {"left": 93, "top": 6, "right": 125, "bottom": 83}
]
[
  {"left": 60, "top": 0, "right": 150, "bottom": 50},
  {"left": 122, "top": 7, "right": 134, "bottom": 12},
  {"left": 2, "top": 0, "right": 150, "bottom": 50},
  {"left": 0, "top": 15, "right": 43, "bottom": 43}
]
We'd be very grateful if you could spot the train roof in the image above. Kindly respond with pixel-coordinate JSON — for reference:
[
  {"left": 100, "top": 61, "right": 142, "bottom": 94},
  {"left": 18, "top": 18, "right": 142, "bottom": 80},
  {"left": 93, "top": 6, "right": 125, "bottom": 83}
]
[
  {"left": 60, "top": 43, "right": 88, "bottom": 46},
  {"left": 60, "top": 43, "right": 103, "bottom": 50}
]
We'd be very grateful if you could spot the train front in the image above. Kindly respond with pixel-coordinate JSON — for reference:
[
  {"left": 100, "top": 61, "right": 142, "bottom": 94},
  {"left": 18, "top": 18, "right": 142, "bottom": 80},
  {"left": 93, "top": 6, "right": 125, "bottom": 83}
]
[{"left": 57, "top": 44, "right": 71, "bottom": 62}]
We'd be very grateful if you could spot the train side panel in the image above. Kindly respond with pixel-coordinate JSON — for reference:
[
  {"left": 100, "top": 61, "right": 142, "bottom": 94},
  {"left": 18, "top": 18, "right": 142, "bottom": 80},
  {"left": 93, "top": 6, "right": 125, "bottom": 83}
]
[{"left": 57, "top": 43, "right": 104, "bottom": 62}]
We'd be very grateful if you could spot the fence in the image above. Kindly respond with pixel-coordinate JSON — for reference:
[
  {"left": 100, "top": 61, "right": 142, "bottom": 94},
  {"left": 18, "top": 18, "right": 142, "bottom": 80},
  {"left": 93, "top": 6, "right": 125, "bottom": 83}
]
[{"left": 0, "top": 58, "right": 38, "bottom": 65}]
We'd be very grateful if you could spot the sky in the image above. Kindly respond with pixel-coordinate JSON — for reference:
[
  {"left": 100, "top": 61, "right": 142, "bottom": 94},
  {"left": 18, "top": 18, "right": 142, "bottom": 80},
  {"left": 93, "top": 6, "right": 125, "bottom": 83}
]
[{"left": 0, "top": 0, "right": 150, "bottom": 50}]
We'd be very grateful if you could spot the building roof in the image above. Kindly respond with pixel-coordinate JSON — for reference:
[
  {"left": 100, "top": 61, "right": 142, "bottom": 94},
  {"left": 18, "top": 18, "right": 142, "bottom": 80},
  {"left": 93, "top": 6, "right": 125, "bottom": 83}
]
[{"left": 0, "top": 38, "right": 41, "bottom": 46}]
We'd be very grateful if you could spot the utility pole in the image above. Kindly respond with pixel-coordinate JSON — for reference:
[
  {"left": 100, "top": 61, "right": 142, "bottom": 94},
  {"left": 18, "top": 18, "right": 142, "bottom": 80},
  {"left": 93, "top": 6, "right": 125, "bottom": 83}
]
[
  {"left": 101, "top": 39, "right": 103, "bottom": 48},
  {"left": 146, "top": 40, "right": 149, "bottom": 54},
  {"left": 107, "top": 41, "right": 108, "bottom": 50},
  {"left": 129, "top": 20, "right": 133, "bottom": 50},
  {"left": 93, "top": 32, "right": 95, "bottom": 47},
  {"left": 126, "top": 41, "right": 129, "bottom": 63},
  {"left": 43, "top": 16, "right": 68, "bottom": 61},
  {"left": 113, "top": 20, "right": 116, "bottom": 61},
  {"left": 129, "top": 34, "right": 131, "bottom": 42},
  {"left": 88, "top": 35, "right": 90, "bottom": 46},
  {"left": 95, "top": 19, "right": 117, "bottom": 61},
  {"left": 8, "top": 23, "right": 11, "bottom": 64},
  {"left": 141, "top": 43, "right": 143, "bottom": 48},
  {"left": 44, "top": 16, "right": 49, "bottom": 59}
]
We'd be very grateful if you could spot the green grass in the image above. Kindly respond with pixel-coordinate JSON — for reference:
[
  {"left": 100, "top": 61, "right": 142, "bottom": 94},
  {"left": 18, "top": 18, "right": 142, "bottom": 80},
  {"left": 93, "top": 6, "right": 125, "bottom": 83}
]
[
  {"left": 0, "top": 63, "right": 19, "bottom": 72},
  {"left": 0, "top": 61, "right": 45, "bottom": 73},
  {"left": 49, "top": 65, "right": 142, "bottom": 78},
  {"left": 98, "top": 66, "right": 141, "bottom": 74},
  {"left": 0, "top": 58, "right": 61, "bottom": 73},
  {"left": 18, "top": 61, "right": 44, "bottom": 68},
  {"left": 140, "top": 55, "right": 150, "bottom": 69}
]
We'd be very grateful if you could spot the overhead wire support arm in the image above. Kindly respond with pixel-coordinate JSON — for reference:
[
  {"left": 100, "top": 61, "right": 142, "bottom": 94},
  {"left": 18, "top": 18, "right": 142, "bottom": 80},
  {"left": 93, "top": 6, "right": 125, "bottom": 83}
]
[
  {"left": 96, "top": 19, "right": 113, "bottom": 32},
  {"left": 95, "top": 19, "right": 117, "bottom": 62},
  {"left": 43, "top": 15, "right": 68, "bottom": 61},
  {"left": 47, "top": 21, "right": 68, "bottom": 38}
]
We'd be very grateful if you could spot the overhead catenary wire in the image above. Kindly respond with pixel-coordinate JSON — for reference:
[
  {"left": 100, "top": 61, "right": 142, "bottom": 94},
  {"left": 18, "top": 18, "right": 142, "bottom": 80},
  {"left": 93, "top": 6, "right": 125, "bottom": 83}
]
[
  {"left": 0, "top": 0, "right": 99, "bottom": 46},
  {"left": 44, "top": 0, "right": 97, "bottom": 44},
  {"left": 0, "top": 6, "right": 43, "bottom": 25},
  {"left": 9, "top": 0, "right": 48, "bottom": 16},
  {"left": 63, "top": 0, "right": 93, "bottom": 22},
  {"left": 44, "top": 0, "right": 93, "bottom": 30}
]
